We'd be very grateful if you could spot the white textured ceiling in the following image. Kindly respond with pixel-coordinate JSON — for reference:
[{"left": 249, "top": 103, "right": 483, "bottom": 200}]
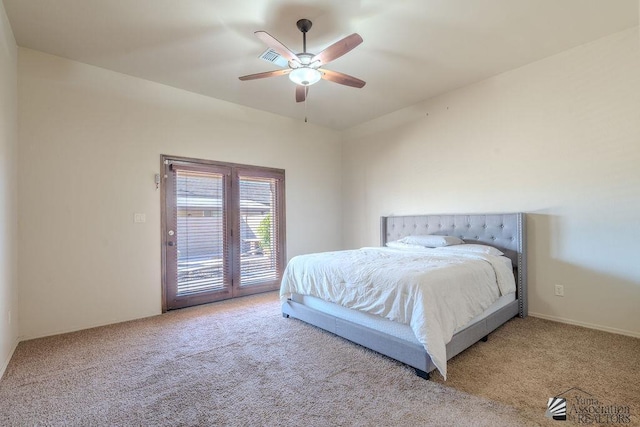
[{"left": 4, "top": 0, "right": 638, "bottom": 129}]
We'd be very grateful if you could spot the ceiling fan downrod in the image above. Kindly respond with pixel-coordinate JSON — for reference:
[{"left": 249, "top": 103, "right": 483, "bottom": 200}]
[{"left": 296, "top": 19, "right": 312, "bottom": 53}]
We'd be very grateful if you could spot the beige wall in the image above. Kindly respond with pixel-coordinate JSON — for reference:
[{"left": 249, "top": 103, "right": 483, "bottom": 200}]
[
  {"left": 0, "top": 0, "right": 18, "bottom": 376},
  {"left": 342, "top": 27, "right": 640, "bottom": 337},
  {"left": 11, "top": 20, "right": 640, "bottom": 344},
  {"left": 17, "top": 48, "right": 343, "bottom": 339}
]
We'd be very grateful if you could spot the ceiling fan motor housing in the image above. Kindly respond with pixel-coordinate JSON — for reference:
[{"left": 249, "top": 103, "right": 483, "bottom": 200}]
[{"left": 290, "top": 21, "right": 320, "bottom": 86}]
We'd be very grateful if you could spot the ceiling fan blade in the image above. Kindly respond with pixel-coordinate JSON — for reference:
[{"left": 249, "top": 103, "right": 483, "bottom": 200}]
[
  {"left": 295, "top": 85, "right": 309, "bottom": 103},
  {"left": 238, "top": 69, "right": 291, "bottom": 81},
  {"left": 319, "top": 69, "right": 366, "bottom": 88},
  {"left": 311, "top": 33, "right": 363, "bottom": 65},
  {"left": 254, "top": 31, "right": 300, "bottom": 64}
]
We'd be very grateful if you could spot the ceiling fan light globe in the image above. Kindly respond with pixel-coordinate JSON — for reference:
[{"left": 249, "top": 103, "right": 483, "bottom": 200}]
[{"left": 289, "top": 68, "right": 321, "bottom": 86}]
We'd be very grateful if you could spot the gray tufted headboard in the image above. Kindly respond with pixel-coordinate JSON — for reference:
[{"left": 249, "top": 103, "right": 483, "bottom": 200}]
[{"left": 380, "top": 213, "right": 527, "bottom": 317}]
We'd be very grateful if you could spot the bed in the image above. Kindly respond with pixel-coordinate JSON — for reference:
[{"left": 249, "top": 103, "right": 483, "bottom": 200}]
[{"left": 280, "top": 213, "right": 527, "bottom": 380}]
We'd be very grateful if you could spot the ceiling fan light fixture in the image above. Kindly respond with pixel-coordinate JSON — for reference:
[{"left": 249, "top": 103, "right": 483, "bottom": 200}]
[{"left": 289, "top": 67, "right": 321, "bottom": 86}]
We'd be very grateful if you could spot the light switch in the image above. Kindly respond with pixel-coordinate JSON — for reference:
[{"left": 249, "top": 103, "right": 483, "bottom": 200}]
[{"left": 134, "top": 213, "right": 146, "bottom": 223}]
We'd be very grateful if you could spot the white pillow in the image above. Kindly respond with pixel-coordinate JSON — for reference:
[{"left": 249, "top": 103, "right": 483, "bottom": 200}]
[
  {"left": 386, "top": 241, "right": 428, "bottom": 250},
  {"left": 397, "top": 235, "right": 464, "bottom": 248},
  {"left": 436, "top": 244, "right": 504, "bottom": 256}
]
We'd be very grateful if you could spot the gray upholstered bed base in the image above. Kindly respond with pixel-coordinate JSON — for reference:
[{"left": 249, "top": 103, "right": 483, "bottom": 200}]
[{"left": 282, "top": 213, "right": 527, "bottom": 379}]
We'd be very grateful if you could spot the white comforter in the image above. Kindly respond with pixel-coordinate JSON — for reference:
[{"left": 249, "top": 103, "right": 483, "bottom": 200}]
[{"left": 280, "top": 247, "right": 516, "bottom": 379}]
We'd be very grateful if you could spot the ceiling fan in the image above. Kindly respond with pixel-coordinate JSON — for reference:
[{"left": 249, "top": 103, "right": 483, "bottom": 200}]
[{"left": 238, "top": 19, "right": 365, "bottom": 103}]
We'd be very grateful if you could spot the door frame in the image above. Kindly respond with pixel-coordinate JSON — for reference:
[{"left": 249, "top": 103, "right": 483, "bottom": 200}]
[{"left": 160, "top": 154, "right": 286, "bottom": 312}]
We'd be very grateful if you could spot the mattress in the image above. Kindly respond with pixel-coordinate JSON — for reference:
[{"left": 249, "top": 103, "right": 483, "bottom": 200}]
[{"left": 290, "top": 292, "right": 516, "bottom": 345}]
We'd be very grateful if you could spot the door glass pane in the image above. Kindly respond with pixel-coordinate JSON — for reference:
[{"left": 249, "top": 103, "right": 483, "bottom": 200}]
[
  {"left": 239, "top": 176, "right": 279, "bottom": 287},
  {"left": 176, "top": 170, "right": 227, "bottom": 296}
]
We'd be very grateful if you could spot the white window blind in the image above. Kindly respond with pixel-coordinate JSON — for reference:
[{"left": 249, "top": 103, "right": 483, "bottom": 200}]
[
  {"left": 175, "top": 169, "right": 228, "bottom": 296},
  {"left": 238, "top": 176, "right": 281, "bottom": 287}
]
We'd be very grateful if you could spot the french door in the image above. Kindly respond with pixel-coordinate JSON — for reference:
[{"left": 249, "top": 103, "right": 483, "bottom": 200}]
[{"left": 161, "top": 155, "right": 285, "bottom": 310}]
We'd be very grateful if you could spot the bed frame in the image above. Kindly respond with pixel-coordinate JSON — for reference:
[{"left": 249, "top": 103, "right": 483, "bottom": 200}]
[{"left": 282, "top": 213, "right": 527, "bottom": 379}]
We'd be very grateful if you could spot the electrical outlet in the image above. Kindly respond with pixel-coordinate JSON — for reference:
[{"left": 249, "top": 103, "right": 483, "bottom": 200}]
[
  {"left": 7, "top": 310, "right": 11, "bottom": 325},
  {"left": 134, "top": 213, "right": 146, "bottom": 223},
  {"left": 554, "top": 284, "right": 564, "bottom": 297}
]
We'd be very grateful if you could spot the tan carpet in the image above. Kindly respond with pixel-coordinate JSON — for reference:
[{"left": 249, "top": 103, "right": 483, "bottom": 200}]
[
  {"left": 1, "top": 292, "right": 637, "bottom": 426},
  {"left": 434, "top": 315, "right": 640, "bottom": 426}
]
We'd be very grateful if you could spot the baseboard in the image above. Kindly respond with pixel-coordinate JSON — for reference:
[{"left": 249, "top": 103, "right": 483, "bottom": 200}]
[
  {"left": 0, "top": 337, "right": 19, "bottom": 380},
  {"left": 529, "top": 312, "right": 640, "bottom": 339}
]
